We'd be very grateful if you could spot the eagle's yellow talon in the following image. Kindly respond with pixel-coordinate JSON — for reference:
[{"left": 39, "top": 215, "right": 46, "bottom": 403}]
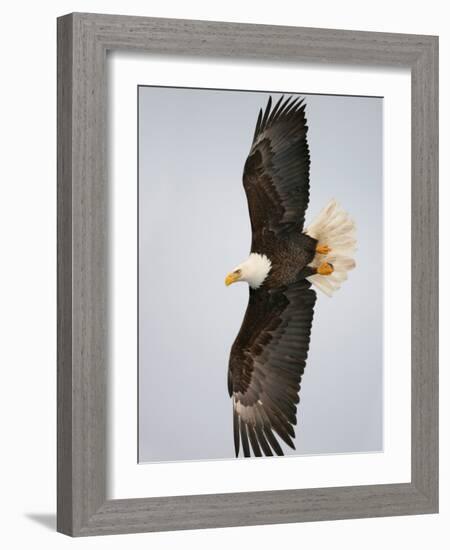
[
  {"left": 316, "top": 244, "right": 331, "bottom": 255},
  {"left": 317, "top": 261, "right": 334, "bottom": 276}
]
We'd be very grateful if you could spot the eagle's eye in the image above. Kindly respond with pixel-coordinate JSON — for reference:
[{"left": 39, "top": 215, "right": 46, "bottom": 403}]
[{"left": 234, "top": 269, "right": 242, "bottom": 275}]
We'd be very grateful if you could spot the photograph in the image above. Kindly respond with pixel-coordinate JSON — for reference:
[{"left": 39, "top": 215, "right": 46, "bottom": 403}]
[{"left": 138, "top": 86, "right": 383, "bottom": 462}]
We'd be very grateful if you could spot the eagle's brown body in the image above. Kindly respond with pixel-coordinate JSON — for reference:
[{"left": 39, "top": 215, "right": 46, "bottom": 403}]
[{"left": 252, "top": 230, "right": 317, "bottom": 288}]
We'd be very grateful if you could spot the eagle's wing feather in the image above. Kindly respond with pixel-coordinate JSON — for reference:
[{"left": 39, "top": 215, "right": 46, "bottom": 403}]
[
  {"left": 228, "top": 280, "right": 316, "bottom": 457},
  {"left": 243, "top": 95, "right": 311, "bottom": 238}
]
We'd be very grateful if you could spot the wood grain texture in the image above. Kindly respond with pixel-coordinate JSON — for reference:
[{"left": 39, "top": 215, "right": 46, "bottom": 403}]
[
  {"left": 57, "top": 14, "right": 74, "bottom": 535},
  {"left": 57, "top": 12, "right": 439, "bottom": 536},
  {"left": 410, "top": 36, "right": 439, "bottom": 507},
  {"left": 57, "top": 12, "right": 108, "bottom": 535}
]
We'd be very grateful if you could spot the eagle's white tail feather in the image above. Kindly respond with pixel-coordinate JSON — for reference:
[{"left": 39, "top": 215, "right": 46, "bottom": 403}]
[{"left": 305, "top": 199, "right": 356, "bottom": 297}]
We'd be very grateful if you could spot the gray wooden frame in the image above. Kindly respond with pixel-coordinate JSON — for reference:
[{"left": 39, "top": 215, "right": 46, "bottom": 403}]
[{"left": 57, "top": 12, "right": 439, "bottom": 537}]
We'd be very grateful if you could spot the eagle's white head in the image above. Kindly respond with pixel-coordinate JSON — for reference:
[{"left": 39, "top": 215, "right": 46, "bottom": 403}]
[{"left": 225, "top": 253, "right": 272, "bottom": 290}]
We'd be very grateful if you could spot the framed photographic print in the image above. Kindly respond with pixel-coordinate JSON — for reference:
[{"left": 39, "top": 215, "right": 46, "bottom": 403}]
[{"left": 57, "top": 12, "right": 438, "bottom": 536}]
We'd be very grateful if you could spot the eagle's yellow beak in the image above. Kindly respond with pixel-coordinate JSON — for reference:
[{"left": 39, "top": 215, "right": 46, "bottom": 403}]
[{"left": 225, "top": 271, "right": 241, "bottom": 286}]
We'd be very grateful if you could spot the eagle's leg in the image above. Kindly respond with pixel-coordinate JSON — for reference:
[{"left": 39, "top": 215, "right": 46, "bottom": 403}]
[
  {"left": 317, "top": 261, "right": 334, "bottom": 275},
  {"left": 299, "top": 262, "right": 334, "bottom": 279},
  {"left": 316, "top": 244, "right": 331, "bottom": 255}
]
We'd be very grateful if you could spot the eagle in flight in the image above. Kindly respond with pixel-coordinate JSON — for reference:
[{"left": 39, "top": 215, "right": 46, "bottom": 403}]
[{"left": 225, "top": 95, "right": 356, "bottom": 458}]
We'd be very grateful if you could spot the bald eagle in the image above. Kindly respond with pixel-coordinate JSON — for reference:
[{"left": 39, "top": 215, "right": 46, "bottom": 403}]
[{"left": 225, "top": 95, "right": 356, "bottom": 458}]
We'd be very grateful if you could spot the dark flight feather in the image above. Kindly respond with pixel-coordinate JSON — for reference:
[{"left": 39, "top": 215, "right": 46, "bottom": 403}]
[
  {"left": 247, "top": 425, "right": 262, "bottom": 457},
  {"left": 255, "top": 423, "right": 273, "bottom": 456},
  {"left": 233, "top": 407, "right": 240, "bottom": 457},
  {"left": 253, "top": 109, "right": 263, "bottom": 141},
  {"left": 263, "top": 425, "right": 284, "bottom": 456},
  {"left": 240, "top": 418, "right": 251, "bottom": 457}
]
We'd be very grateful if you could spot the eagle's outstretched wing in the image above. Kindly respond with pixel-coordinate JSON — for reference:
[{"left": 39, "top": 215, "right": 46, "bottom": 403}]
[
  {"left": 243, "top": 95, "right": 310, "bottom": 239},
  {"left": 228, "top": 281, "right": 316, "bottom": 457}
]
